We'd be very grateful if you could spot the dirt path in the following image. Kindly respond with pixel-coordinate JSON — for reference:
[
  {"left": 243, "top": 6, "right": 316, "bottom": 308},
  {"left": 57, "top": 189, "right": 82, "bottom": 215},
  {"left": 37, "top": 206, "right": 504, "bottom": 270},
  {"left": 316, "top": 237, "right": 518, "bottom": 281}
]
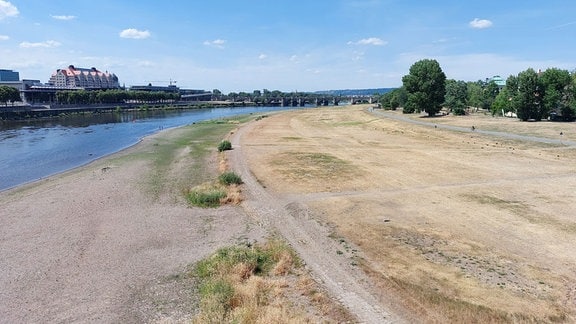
[{"left": 229, "top": 117, "right": 408, "bottom": 323}]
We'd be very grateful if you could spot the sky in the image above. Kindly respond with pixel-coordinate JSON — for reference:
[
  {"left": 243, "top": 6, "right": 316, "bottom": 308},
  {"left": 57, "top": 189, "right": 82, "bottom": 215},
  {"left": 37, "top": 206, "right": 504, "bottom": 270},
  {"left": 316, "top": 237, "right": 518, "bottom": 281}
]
[{"left": 1, "top": 0, "right": 576, "bottom": 93}]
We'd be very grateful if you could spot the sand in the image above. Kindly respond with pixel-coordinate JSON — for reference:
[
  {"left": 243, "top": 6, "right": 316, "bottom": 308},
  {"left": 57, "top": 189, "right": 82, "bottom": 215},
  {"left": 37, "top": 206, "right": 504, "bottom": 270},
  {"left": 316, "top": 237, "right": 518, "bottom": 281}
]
[{"left": 0, "top": 129, "right": 267, "bottom": 323}]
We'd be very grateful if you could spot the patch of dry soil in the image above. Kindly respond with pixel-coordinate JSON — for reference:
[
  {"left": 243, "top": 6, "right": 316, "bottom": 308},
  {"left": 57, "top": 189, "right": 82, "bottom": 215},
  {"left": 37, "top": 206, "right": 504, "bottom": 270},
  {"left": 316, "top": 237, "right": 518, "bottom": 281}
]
[{"left": 232, "top": 105, "right": 576, "bottom": 322}]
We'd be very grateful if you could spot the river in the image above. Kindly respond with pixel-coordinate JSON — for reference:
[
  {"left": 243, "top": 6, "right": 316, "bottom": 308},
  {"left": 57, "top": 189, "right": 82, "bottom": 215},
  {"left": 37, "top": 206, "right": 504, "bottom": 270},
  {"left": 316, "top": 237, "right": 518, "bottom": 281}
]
[{"left": 0, "top": 106, "right": 304, "bottom": 191}]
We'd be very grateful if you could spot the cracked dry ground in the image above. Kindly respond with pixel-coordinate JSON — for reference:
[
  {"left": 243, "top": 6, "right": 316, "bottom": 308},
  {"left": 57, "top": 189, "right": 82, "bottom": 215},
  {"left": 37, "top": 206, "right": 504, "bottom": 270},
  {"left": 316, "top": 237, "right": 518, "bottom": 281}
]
[{"left": 230, "top": 105, "right": 576, "bottom": 323}]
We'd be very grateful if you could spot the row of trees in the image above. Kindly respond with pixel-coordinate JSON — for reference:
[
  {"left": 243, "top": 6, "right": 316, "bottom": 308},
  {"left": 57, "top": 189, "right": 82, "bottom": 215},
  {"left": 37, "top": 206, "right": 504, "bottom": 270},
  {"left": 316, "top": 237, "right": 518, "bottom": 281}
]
[
  {"left": 0, "top": 86, "right": 21, "bottom": 106},
  {"left": 380, "top": 59, "right": 576, "bottom": 121},
  {"left": 212, "top": 88, "right": 327, "bottom": 103},
  {"left": 55, "top": 89, "right": 180, "bottom": 105}
]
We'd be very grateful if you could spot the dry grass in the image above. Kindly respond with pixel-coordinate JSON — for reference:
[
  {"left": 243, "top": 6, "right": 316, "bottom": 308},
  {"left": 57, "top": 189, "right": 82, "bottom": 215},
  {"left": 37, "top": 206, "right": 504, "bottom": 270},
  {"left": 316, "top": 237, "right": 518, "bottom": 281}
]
[
  {"left": 242, "top": 105, "right": 576, "bottom": 322},
  {"left": 192, "top": 239, "right": 355, "bottom": 323}
]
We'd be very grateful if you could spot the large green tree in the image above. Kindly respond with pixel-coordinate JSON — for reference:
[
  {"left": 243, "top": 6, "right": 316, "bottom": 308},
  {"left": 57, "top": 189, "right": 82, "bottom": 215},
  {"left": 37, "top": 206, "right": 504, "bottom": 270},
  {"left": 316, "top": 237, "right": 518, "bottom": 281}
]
[
  {"left": 539, "top": 68, "right": 572, "bottom": 119},
  {"left": 510, "top": 68, "right": 545, "bottom": 121},
  {"left": 0, "top": 86, "right": 21, "bottom": 106},
  {"left": 402, "top": 59, "right": 446, "bottom": 116},
  {"left": 444, "top": 79, "right": 468, "bottom": 115},
  {"left": 564, "top": 72, "right": 576, "bottom": 120}
]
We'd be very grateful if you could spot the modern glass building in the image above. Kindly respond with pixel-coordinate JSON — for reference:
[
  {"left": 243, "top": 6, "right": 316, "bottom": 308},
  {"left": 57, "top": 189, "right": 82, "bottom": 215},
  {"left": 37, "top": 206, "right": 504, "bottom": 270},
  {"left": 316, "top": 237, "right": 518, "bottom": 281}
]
[{"left": 0, "top": 69, "right": 20, "bottom": 82}]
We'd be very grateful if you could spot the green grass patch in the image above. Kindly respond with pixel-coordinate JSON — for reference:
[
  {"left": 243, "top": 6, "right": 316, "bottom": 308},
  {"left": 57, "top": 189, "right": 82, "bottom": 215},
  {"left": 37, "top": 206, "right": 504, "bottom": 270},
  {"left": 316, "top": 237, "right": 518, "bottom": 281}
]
[
  {"left": 217, "top": 140, "right": 232, "bottom": 152},
  {"left": 140, "top": 122, "right": 238, "bottom": 199},
  {"left": 218, "top": 171, "right": 243, "bottom": 185},
  {"left": 186, "top": 186, "right": 227, "bottom": 208}
]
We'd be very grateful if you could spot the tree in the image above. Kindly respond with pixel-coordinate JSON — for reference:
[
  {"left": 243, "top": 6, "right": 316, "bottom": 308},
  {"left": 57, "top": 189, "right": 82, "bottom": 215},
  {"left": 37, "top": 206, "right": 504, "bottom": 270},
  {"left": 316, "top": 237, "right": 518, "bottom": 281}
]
[
  {"left": 402, "top": 59, "right": 446, "bottom": 116},
  {"left": 491, "top": 87, "right": 513, "bottom": 116},
  {"left": 510, "top": 68, "right": 544, "bottom": 121},
  {"left": 0, "top": 86, "right": 21, "bottom": 106},
  {"left": 466, "top": 81, "right": 484, "bottom": 109},
  {"left": 539, "top": 68, "right": 571, "bottom": 119},
  {"left": 482, "top": 81, "right": 500, "bottom": 110},
  {"left": 557, "top": 71, "right": 576, "bottom": 121},
  {"left": 444, "top": 79, "right": 468, "bottom": 115},
  {"left": 379, "top": 87, "right": 406, "bottom": 110}
]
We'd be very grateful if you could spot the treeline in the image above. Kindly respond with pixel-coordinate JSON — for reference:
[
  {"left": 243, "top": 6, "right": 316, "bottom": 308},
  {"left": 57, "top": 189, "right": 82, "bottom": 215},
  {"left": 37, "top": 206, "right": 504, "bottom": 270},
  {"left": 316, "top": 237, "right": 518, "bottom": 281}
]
[
  {"left": 379, "top": 59, "right": 576, "bottom": 121},
  {"left": 212, "top": 88, "right": 327, "bottom": 103},
  {"left": 0, "top": 86, "right": 21, "bottom": 106},
  {"left": 55, "top": 89, "right": 181, "bottom": 105}
]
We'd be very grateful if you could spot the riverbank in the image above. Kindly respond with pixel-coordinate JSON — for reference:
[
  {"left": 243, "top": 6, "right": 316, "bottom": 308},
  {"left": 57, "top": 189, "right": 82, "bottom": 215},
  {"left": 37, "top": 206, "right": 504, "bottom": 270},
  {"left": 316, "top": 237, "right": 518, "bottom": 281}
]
[
  {"left": 0, "top": 101, "right": 247, "bottom": 121},
  {"left": 0, "top": 112, "right": 359, "bottom": 323},
  {"left": 4, "top": 104, "right": 575, "bottom": 322},
  {"left": 0, "top": 118, "right": 269, "bottom": 322}
]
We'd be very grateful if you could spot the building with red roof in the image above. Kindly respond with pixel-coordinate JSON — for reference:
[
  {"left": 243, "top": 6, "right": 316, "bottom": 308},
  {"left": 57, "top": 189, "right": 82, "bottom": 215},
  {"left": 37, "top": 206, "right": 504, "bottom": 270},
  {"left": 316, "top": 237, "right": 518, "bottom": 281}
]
[{"left": 48, "top": 65, "right": 119, "bottom": 89}]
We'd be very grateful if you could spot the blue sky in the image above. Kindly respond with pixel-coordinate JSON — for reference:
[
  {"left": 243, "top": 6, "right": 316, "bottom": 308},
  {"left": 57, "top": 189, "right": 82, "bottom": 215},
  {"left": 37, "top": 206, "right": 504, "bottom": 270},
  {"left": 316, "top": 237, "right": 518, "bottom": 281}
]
[{"left": 1, "top": 0, "right": 575, "bottom": 93}]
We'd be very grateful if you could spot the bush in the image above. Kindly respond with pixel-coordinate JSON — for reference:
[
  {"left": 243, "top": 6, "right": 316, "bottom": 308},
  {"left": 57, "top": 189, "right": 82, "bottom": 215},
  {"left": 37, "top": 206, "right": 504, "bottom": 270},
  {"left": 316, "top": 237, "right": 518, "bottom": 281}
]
[
  {"left": 192, "top": 239, "right": 303, "bottom": 323},
  {"left": 187, "top": 189, "right": 227, "bottom": 208},
  {"left": 219, "top": 172, "right": 243, "bottom": 185},
  {"left": 218, "top": 140, "right": 232, "bottom": 152},
  {"left": 452, "top": 106, "right": 467, "bottom": 116}
]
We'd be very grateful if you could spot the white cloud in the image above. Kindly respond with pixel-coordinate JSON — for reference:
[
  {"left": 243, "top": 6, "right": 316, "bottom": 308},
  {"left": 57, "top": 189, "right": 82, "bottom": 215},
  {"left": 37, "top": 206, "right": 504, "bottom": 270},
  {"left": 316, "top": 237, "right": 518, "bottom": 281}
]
[
  {"left": 51, "top": 15, "right": 76, "bottom": 21},
  {"left": 469, "top": 18, "right": 493, "bottom": 29},
  {"left": 546, "top": 21, "right": 576, "bottom": 30},
  {"left": 0, "top": 0, "right": 18, "bottom": 20},
  {"left": 119, "top": 28, "right": 151, "bottom": 39},
  {"left": 0, "top": 35, "right": 9, "bottom": 40},
  {"left": 348, "top": 37, "right": 387, "bottom": 46},
  {"left": 19, "top": 40, "right": 61, "bottom": 48},
  {"left": 203, "top": 39, "right": 226, "bottom": 48},
  {"left": 258, "top": 54, "right": 267, "bottom": 60}
]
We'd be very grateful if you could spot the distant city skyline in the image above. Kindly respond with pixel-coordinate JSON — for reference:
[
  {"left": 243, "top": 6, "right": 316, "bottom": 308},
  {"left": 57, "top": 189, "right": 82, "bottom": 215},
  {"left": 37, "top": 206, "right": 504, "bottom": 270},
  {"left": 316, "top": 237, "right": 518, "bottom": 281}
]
[{"left": 1, "top": 0, "right": 576, "bottom": 93}]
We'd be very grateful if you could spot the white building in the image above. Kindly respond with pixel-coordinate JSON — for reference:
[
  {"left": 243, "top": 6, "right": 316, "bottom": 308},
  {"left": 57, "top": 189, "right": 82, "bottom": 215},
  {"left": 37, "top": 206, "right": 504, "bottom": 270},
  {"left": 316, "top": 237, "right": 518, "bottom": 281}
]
[{"left": 48, "top": 65, "right": 119, "bottom": 89}]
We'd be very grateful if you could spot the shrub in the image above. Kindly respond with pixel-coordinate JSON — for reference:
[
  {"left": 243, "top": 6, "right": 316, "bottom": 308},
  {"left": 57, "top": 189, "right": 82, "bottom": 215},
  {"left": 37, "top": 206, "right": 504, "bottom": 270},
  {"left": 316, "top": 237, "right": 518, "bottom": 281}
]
[
  {"left": 192, "top": 239, "right": 305, "bottom": 323},
  {"left": 219, "top": 172, "right": 243, "bottom": 185},
  {"left": 218, "top": 140, "right": 232, "bottom": 152},
  {"left": 187, "top": 189, "right": 226, "bottom": 208}
]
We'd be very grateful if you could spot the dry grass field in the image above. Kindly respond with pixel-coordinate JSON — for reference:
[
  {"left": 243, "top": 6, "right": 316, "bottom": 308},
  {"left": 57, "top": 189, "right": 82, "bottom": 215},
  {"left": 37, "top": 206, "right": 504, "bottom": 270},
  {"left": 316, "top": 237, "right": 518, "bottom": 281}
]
[{"left": 240, "top": 105, "right": 576, "bottom": 322}]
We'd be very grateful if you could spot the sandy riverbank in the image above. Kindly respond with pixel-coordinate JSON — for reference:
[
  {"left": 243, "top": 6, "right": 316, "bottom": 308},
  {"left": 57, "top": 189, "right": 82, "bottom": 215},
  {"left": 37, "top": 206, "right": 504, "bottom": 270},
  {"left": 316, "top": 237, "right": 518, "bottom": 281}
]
[{"left": 0, "top": 124, "right": 268, "bottom": 323}]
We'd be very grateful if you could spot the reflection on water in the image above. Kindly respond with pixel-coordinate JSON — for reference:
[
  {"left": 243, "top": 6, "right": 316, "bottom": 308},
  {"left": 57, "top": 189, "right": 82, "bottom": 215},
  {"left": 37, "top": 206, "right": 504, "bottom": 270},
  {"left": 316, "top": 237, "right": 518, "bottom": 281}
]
[{"left": 0, "top": 106, "right": 304, "bottom": 191}]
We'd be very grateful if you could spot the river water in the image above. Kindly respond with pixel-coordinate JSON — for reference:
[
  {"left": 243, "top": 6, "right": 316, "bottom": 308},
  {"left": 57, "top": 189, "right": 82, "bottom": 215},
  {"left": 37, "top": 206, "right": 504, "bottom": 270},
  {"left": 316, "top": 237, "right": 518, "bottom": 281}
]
[{"left": 0, "top": 106, "right": 302, "bottom": 191}]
